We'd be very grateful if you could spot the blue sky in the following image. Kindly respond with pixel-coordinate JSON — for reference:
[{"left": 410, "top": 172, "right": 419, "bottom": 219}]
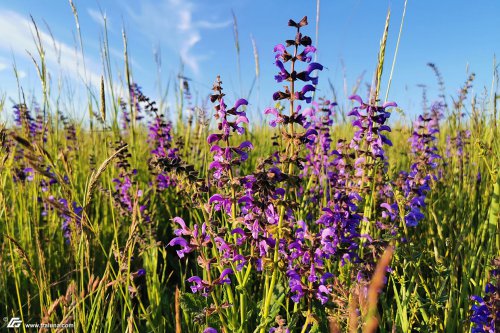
[{"left": 0, "top": 0, "right": 498, "bottom": 122}]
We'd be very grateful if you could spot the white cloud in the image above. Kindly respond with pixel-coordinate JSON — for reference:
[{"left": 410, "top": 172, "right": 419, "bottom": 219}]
[
  {"left": 125, "top": 0, "right": 230, "bottom": 75},
  {"left": 0, "top": 9, "right": 103, "bottom": 89},
  {"left": 197, "top": 20, "right": 232, "bottom": 29}
]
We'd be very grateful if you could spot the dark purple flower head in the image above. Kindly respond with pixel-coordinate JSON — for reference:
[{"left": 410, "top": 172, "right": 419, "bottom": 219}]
[
  {"left": 296, "top": 62, "right": 323, "bottom": 85},
  {"left": 270, "top": 16, "right": 323, "bottom": 111}
]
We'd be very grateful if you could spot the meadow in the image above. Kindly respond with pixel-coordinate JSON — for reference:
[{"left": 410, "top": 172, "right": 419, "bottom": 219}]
[{"left": 0, "top": 6, "right": 499, "bottom": 333}]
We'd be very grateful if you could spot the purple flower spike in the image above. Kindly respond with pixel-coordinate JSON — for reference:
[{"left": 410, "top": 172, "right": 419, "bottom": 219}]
[{"left": 207, "top": 76, "right": 252, "bottom": 184}]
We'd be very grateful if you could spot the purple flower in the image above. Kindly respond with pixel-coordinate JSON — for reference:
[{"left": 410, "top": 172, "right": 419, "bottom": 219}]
[
  {"left": 274, "top": 60, "right": 290, "bottom": 83},
  {"left": 295, "top": 84, "right": 316, "bottom": 103},
  {"left": 168, "top": 237, "right": 193, "bottom": 258},
  {"left": 209, "top": 194, "right": 232, "bottom": 214},
  {"left": 172, "top": 217, "right": 190, "bottom": 236},
  {"left": 316, "top": 284, "right": 331, "bottom": 305},
  {"left": 132, "top": 268, "right": 146, "bottom": 278},
  {"left": 297, "top": 45, "right": 316, "bottom": 63},
  {"left": 296, "top": 62, "right": 323, "bottom": 85},
  {"left": 54, "top": 198, "right": 83, "bottom": 244},
  {"left": 207, "top": 77, "right": 252, "bottom": 185},
  {"left": 396, "top": 101, "right": 443, "bottom": 227},
  {"left": 231, "top": 228, "right": 248, "bottom": 246},
  {"left": 23, "top": 168, "right": 34, "bottom": 182},
  {"left": 287, "top": 269, "right": 305, "bottom": 303},
  {"left": 264, "top": 107, "right": 284, "bottom": 127},
  {"left": 217, "top": 268, "right": 233, "bottom": 285},
  {"left": 203, "top": 328, "right": 218, "bottom": 333},
  {"left": 186, "top": 268, "right": 234, "bottom": 297},
  {"left": 187, "top": 276, "right": 210, "bottom": 296},
  {"left": 207, "top": 133, "right": 222, "bottom": 144}
]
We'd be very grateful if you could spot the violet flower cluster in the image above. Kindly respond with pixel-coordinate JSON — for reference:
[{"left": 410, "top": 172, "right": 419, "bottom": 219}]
[
  {"left": 127, "top": 83, "right": 181, "bottom": 192},
  {"left": 446, "top": 129, "right": 471, "bottom": 159},
  {"left": 347, "top": 95, "right": 395, "bottom": 164},
  {"left": 164, "top": 15, "right": 434, "bottom": 333},
  {"left": 148, "top": 114, "right": 177, "bottom": 190},
  {"left": 396, "top": 101, "right": 443, "bottom": 227},
  {"left": 11, "top": 104, "right": 46, "bottom": 182},
  {"left": 112, "top": 142, "right": 150, "bottom": 222},
  {"left": 470, "top": 260, "right": 499, "bottom": 333},
  {"left": 13, "top": 103, "right": 37, "bottom": 137},
  {"left": 120, "top": 83, "right": 146, "bottom": 130},
  {"left": 343, "top": 95, "right": 397, "bottom": 231},
  {"left": 168, "top": 76, "right": 252, "bottom": 296},
  {"left": 57, "top": 198, "right": 83, "bottom": 243},
  {"left": 300, "top": 99, "right": 336, "bottom": 206},
  {"left": 59, "top": 112, "right": 78, "bottom": 152}
]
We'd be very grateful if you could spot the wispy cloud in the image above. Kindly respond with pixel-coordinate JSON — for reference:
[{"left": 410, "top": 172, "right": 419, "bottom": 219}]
[
  {"left": 125, "top": 0, "right": 231, "bottom": 75},
  {"left": 0, "top": 9, "right": 103, "bottom": 88},
  {"left": 87, "top": 7, "right": 110, "bottom": 30},
  {"left": 0, "top": 56, "right": 27, "bottom": 79}
]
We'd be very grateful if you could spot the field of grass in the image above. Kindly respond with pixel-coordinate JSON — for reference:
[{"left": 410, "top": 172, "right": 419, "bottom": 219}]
[{"left": 0, "top": 5, "right": 499, "bottom": 333}]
